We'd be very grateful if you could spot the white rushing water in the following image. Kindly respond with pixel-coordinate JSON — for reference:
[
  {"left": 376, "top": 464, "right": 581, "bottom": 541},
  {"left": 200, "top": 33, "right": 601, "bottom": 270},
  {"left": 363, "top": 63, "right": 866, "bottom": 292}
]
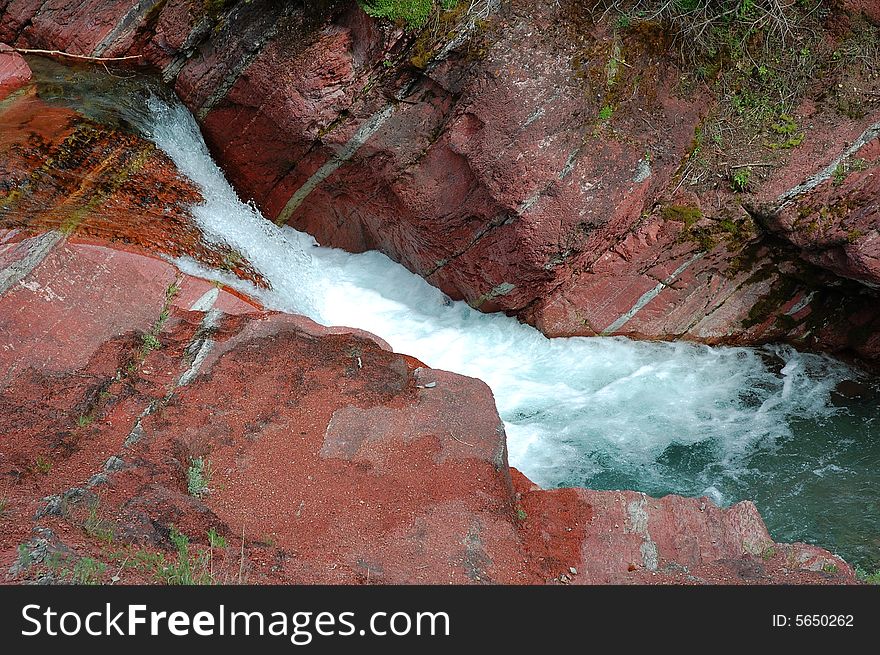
[{"left": 143, "top": 98, "right": 857, "bottom": 503}]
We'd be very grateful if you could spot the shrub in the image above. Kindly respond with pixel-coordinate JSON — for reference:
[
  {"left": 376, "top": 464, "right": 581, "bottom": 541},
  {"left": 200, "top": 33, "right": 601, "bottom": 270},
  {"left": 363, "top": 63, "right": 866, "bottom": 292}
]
[
  {"left": 731, "top": 167, "right": 751, "bottom": 192},
  {"left": 187, "top": 456, "right": 212, "bottom": 498},
  {"left": 358, "top": 0, "right": 457, "bottom": 29},
  {"left": 66, "top": 557, "right": 106, "bottom": 585},
  {"left": 855, "top": 566, "right": 880, "bottom": 584},
  {"left": 84, "top": 501, "right": 115, "bottom": 544}
]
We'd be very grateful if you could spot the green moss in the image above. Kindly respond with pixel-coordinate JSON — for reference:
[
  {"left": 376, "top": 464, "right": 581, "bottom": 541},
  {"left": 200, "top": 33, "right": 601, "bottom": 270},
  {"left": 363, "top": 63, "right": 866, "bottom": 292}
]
[
  {"left": 661, "top": 204, "right": 754, "bottom": 252},
  {"left": 661, "top": 204, "right": 703, "bottom": 229},
  {"left": 405, "top": 1, "right": 468, "bottom": 68},
  {"left": 203, "top": 0, "right": 235, "bottom": 18},
  {"left": 742, "top": 276, "right": 800, "bottom": 329},
  {"left": 846, "top": 229, "right": 864, "bottom": 244},
  {"left": 726, "top": 241, "right": 766, "bottom": 279}
]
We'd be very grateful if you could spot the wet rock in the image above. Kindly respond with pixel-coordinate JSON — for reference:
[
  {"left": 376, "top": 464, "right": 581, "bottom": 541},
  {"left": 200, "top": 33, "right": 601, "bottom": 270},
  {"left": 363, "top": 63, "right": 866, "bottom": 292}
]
[
  {"left": 1, "top": 1, "right": 879, "bottom": 360},
  {"left": 0, "top": 43, "right": 30, "bottom": 99},
  {"left": 0, "top": 226, "right": 857, "bottom": 584}
]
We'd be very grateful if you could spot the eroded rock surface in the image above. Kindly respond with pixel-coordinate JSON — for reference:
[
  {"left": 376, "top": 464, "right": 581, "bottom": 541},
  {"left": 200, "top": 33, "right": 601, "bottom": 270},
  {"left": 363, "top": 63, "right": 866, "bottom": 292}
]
[
  {"left": 0, "top": 231, "right": 856, "bottom": 584},
  {"left": 3, "top": 0, "right": 877, "bottom": 360},
  {"left": 0, "top": 2, "right": 872, "bottom": 585}
]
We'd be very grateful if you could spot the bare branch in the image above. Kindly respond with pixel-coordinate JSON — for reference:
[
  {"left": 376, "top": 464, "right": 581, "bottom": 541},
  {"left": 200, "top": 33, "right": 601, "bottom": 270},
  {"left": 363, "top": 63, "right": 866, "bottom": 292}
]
[{"left": 12, "top": 47, "right": 142, "bottom": 63}]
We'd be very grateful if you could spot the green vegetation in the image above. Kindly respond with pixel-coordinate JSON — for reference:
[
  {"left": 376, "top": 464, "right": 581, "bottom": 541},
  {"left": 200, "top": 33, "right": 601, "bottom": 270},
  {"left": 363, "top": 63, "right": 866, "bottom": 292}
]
[
  {"left": 34, "top": 455, "right": 52, "bottom": 475},
  {"left": 833, "top": 158, "right": 869, "bottom": 186},
  {"left": 515, "top": 506, "right": 528, "bottom": 521},
  {"left": 111, "top": 526, "right": 226, "bottom": 585},
  {"left": 597, "top": 104, "right": 614, "bottom": 122},
  {"left": 17, "top": 544, "right": 33, "bottom": 570},
  {"left": 203, "top": 0, "right": 234, "bottom": 18},
  {"left": 19, "top": 547, "right": 107, "bottom": 584},
  {"left": 84, "top": 501, "right": 115, "bottom": 544},
  {"left": 65, "top": 557, "right": 106, "bottom": 585},
  {"left": 662, "top": 202, "right": 755, "bottom": 251},
  {"left": 208, "top": 528, "right": 227, "bottom": 549},
  {"left": 855, "top": 566, "right": 880, "bottom": 584},
  {"left": 76, "top": 414, "right": 93, "bottom": 428},
  {"left": 661, "top": 204, "right": 702, "bottom": 229},
  {"left": 163, "top": 527, "right": 208, "bottom": 584},
  {"left": 141, "top": 332, "right": 162, "bottom": 353},
  {"left": 14, "top": 529, "right": 225, "bottom": 585},
  {"left": 187, "top": 456, "right": 212, "bottom": 498},
  {"left": 128, "top": 280, "right": 180, "bottom": 373},
  {"left": 731, "top": 167, "right": 751, "bottom": 192},
  {"left": 357, "top": 0, "right": 458, "bottom": 29},
  {"left": 846, "top": 229, "right": 864, "bottom": 244},
  {"left": 765, "top": 114, "right": 805, "bottom": 150},
  {"left": 600, "top": 0, "right": 879, "bottom": 191}
]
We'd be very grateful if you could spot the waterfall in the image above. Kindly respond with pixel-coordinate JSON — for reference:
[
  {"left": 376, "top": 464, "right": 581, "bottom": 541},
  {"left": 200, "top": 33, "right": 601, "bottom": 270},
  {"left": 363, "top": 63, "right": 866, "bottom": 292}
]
[{"left": 140, "top": 94, "right": 878, "bottom": 567}]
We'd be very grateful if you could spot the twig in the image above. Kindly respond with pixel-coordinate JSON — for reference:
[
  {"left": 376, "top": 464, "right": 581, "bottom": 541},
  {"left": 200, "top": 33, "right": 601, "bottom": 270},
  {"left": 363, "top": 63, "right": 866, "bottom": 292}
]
[
  {"left": 13, "top": 47, "right": 141, "bottom": 62},
  {"left": 451, "top": 434, "right": 475, "bottom": 447},
  {"left": 13, "top": 48, "right": 142, "bottom": 75},
  {"left": 730, "top": 162, "right": 776, "bottom": 169},
  {"left": 109, "top": 557, "right": 129, "bottom": 585}
]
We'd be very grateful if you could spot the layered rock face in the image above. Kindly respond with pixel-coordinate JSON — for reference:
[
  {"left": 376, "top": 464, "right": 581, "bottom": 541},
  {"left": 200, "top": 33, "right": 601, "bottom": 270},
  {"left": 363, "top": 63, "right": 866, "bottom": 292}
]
[
  {"left": 0, "top": 56, "right": 856, "bottom": 585},
  {"left": 0, "top": 63, "right": 264, "bottom": 282},
  {"left": 3, "top": 0, "right": 878, "bottom": 362}
]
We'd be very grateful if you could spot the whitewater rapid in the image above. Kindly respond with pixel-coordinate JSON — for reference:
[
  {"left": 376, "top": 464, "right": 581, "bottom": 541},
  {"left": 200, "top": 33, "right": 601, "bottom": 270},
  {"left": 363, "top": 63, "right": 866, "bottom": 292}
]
[
  {"left": 23, "top": 48, "right": 878, "bottom": 565},
  {"left": 138, "top": 97, "right": 862, "bottom": 507}
]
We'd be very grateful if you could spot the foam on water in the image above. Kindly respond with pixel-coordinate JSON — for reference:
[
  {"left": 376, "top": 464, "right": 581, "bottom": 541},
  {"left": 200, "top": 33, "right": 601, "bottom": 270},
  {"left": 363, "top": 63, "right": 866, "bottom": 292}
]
[
  {"left": 145, "top": 98, "right": 852, "bottom": 492},
  {"left": 141, "top": 97, "right": 880, "bottom": 566}
]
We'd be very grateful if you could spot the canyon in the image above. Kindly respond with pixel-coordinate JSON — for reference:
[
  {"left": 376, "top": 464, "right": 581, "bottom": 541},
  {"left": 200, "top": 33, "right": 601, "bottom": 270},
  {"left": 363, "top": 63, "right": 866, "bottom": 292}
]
[{"left": 1, "top": 1, "right": 878, "bottom": 584}]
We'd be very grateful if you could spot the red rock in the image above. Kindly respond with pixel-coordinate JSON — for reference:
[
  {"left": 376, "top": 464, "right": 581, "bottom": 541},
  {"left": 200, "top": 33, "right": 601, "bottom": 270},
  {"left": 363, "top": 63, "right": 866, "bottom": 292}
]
[
  {"left": 511, "top": 471, "right": 854, "bottom": 585},
  {"left": 0, "top": 1, "right": 872, "bottom": 586},
  {"left": 844, "top": 1, "right": 880, "bottom": 24},
  {"left": 0, "top": 85, "right": 265, "bottom": 285},
  {"left": 0, "top": 42, "right": 30, "bottom": 99},
  {"left": 0, "top": 231, "right": 858, "bottom": 585},
  {"left": 2, "top": 0, "right": 879, "bottom": 361},
  {"left": 0, "top": 0, "right": 142, "bottom": 54},
  {"left": 759, "top": 133, "right": 880, "bottom": 289}
]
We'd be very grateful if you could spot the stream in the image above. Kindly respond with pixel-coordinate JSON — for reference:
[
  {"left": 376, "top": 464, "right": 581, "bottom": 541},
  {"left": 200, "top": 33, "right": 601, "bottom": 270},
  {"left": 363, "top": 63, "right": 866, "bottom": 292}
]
[{"left": 26, "top": 59, "right": 880, "bottom": 571}]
